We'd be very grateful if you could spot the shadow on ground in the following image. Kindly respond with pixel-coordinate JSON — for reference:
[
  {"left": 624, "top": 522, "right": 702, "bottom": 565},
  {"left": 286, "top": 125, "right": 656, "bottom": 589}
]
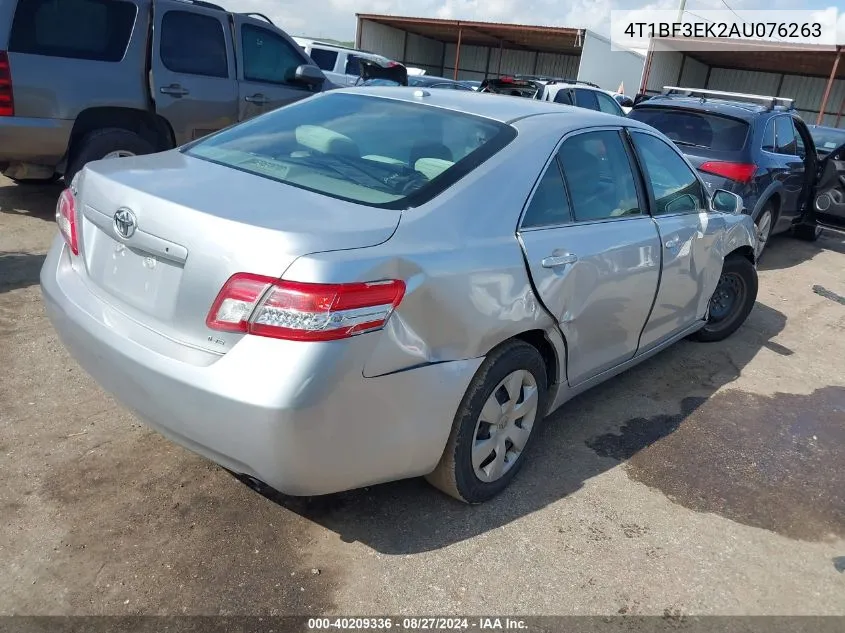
[
  {"left": 0, "top": 180, "right": 63, "bottom": 220},
  {"left": 239, "top": 301, "right": 844, "bottom": 553},
  {"left": 0, "top": 252, "right": 46, "bottom": 294},
  {"left": 758, "top": 230, "right": 845, "bottom": 272}
]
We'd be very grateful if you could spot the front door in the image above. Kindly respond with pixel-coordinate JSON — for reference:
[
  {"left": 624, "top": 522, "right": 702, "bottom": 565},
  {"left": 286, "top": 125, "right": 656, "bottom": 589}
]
[
  {"left": 518, "top": 128, "right": 661, "bottom": 386},
  {"left": 233, "top": 16, "right": 317, "bottom": 117},
  {"left": 812, "top": 142, "right": 845, "bottom": 231},
  {"left": 628, "top": 129, "right": 724, "bottom": 352},
  {"left": 151, "top": 0, "right": 238, "bottom": 145}
]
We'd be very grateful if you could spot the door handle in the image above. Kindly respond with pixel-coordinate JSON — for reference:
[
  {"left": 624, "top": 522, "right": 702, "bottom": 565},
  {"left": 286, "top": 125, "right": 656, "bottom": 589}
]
[
  {"left": 244, "top": 94, "right": 269, "bottom": 104},
  {"left": 664, "top": 236, "right": 681, "bottom": 250},
  {"left": 541, "top": 253, "right": 578, "bottom": 268},
  {"left": 160, "top": 84, "right": 189, "bottom": 97}
]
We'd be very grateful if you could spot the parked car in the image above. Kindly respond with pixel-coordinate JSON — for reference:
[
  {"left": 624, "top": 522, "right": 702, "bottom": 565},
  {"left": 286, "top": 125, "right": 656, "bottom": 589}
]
[
  {"left": 480, "top": 76, "right": 627, "bottom": 116},
  {"left": 808, "top": 124, "right": 845, "bottom": 157},
  {"left": 461, "top": 80, "right": 482, "bottom": 91},
  {"left": 0, "top": 0, "right": 331, "bottom": 185},
  {"left": 41, "top": 88, "right": 758, "bottom": 504},
  {"left": 360, "top": 75, "right": 472, "bottom": 90},
  {"left": 293, "top": 38, "right": 403, "bottom": 87},
  {"left": 629, "top": 86, "right": 823, "bottom": 258}
]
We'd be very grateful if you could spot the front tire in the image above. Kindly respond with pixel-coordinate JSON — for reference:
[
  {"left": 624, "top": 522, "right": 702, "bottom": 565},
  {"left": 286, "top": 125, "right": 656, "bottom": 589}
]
[
  {"left": 691, "top": 254, "right": 758, "bottom": 343},
  {"left": 426, "top": 340, "right": 548, "bottom": 503}
]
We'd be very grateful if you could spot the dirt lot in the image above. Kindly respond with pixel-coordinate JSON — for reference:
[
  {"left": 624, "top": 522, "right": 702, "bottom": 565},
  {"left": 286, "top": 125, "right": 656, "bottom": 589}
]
[{"left": 1, "top": 174, "right": 844, "bottom": 616}]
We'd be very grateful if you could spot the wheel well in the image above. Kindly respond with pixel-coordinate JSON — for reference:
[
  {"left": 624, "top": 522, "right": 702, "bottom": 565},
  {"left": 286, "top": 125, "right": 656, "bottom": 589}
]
[
  {"left": 763, "top": 193, "right": 780, "bottom": 223},
  {"left": 67, "top": 107, "right": 175, "bottom": 163},
  {"left": 728, "top": 245, "right": 755, "bottom": 264},
  {"left": 515, "top": 330, "right": 559, "bottom": 389}
]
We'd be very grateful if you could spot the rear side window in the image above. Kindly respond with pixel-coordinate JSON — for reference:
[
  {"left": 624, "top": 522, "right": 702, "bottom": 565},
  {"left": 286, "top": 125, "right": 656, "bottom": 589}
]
[
  {"left": 628, "top": 108, "right": 750, "bottom": 152},
  {"left": 9, "top": 0, "right": 137, "bottom": 62},
  {"left": 558, "top": 130, "right": 641, "bottom": 222},
  {"left": 521, "top": 161, "right": 572, "bottom": 229},
  {"left": 573, "top": 89, "right": 599, "bottom": 111},
  {"left": 775, "top": 117, "right": 798, "bottom": 155},
  {"left": 309, "top": 48, "right": 338, "bottom": 72},
  {"left": 241, "top": 24, "right": 305, "bottom": 84},
  {"left": 185, "top": 93, "right": 516, "bottom": 209},
  {"left": 553, "top": 89, "right": 573, "bottom": 105},
  {"left": 161, "top": 11, "right": 228, "bottom": 78}
]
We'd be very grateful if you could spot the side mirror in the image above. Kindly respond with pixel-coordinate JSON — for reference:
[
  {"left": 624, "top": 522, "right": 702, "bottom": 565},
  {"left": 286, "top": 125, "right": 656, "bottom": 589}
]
[
  {"left": 294, "top": 64, "right": 326, "bottom": 88},
  {"left": 711, "top": 189, "right": 743, "bottom": 214},
  {"left": 615, "top": 95, "right": 634, "bottom": 107}
]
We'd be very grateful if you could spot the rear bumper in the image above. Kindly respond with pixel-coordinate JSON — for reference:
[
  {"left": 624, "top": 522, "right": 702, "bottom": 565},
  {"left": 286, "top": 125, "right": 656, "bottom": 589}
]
[
  {"left": 0, "top": 116, "right": 72, "bottom": 166},
  {"left": 40, "top": 238, "right": 482, "bottom": 496}
]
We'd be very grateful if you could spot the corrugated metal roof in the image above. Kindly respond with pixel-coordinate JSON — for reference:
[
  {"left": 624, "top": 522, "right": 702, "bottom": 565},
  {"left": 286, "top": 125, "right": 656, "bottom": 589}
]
[{"left": 356, "top": 14, "right": 585, "bottom": 55}]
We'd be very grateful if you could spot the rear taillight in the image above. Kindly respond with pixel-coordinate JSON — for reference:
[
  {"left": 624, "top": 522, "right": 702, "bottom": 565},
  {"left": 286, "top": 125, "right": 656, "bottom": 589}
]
[
  {"left": 0, "top": 51, "right": 14, "bottom": 117},
  {"left": 699, "top": 161, "right": 756, "bottom": 184},
  {"left": 56, "top": 188, "right": 79, "bottom": 255},
  {"left": 206, "top": 273, "right": 406, "bottom": 342}
]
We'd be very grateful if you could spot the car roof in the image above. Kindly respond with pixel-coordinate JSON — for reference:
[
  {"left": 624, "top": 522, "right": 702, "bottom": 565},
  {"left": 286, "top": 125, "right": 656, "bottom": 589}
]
[
  {"left": 330, "top": 86, "right": 642, "bottom": 126},
  {"left": 632, "top": 95, "right": 782, "bottom": 120}
]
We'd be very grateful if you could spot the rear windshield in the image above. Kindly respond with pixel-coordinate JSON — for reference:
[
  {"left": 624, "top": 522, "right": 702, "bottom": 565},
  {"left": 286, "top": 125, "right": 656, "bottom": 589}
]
[
  {"left": 185, "top": 93, "right": 515, "bottom": 209},
  {"left": 482, "top": 80, "right": 540, "bottom": 98},
  {"left": 810, "top": 127, "right": 845, "bottom": 153},
  {"left": 628, "top": 107, "right": 750, "bottom": 152}
]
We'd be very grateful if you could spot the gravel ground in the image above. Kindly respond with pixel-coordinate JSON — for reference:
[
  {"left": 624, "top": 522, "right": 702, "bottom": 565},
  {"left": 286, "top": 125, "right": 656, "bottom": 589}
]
[{"left": 1, "top": 175, "right": 843, "bottom": 616}]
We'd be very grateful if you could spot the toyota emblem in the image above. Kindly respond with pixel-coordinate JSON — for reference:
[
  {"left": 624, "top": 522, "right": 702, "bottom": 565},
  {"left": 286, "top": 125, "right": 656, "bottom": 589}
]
[{"left": 113, "top": 207, "right": 137, "bottom": 239}]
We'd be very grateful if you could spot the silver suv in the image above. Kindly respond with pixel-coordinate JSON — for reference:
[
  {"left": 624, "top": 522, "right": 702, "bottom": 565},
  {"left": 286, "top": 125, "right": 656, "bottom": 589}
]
[{"left": 0, "top": 0, "right": 329, "bottom": 184}]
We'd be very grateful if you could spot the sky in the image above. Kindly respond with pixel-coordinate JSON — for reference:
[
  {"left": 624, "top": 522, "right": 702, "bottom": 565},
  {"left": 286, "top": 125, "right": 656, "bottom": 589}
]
[{"left": 215, "top": 0, "right": 844, "bottom": 51}]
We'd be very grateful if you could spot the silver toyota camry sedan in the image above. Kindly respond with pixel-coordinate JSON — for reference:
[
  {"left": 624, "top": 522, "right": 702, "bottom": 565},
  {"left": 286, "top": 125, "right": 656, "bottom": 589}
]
[{"left": 41, "top": 87, "right": 758, "bottom": 504}]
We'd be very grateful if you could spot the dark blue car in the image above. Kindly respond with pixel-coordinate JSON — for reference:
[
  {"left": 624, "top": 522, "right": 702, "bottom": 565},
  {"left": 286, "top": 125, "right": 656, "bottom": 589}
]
[{"left": 629, "top": 88, "right": 821, "bottom": 258}]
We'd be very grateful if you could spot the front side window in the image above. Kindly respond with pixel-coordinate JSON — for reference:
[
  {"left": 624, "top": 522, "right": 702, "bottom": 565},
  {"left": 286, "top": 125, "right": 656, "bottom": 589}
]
[
  {"left": 309, "top": 47, "right": 338, "bottom": 72},
  {"left": 631, "top": 131, "right": 704, "bottom": 215},
  {"left": 557, "top": 130, "right": 641, "bottom": 222},
  {"left": 242, "top": 24, "right": 304, "bottom": 84},
  {"left": 596, "top": 92, "right": 623, "bottom": 116},
  {"left": 161, "top": 11, "right": 228, "bottom": 78},
  {"left": 345, "top": 55, "right": 361, "bottom": 76},
  {"left": 185, "top": 93, "right": 515, "bottom": 208},
  {"left": 9, "top": 0, "right": 137, "bottom": 62}
]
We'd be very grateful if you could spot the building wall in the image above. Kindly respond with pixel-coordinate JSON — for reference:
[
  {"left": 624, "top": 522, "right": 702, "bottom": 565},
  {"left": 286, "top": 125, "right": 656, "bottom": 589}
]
[
  {"left": 576, "top": 31, "right": 645, "bottom": 93},
  {"left": 644, "top": 50, "right": 845, "bottom": 128}
]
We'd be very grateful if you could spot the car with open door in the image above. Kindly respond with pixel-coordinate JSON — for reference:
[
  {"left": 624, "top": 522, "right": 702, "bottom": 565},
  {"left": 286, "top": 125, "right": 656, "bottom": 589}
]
[
  {"left": 629, "top": 86, "right": 819, "bottom": 259},
  {"left": 41, "top": 87, "right": 758, "bottom": 504},
  {"left": 804, "top": 138, "right": 845, "bottom": 238}
]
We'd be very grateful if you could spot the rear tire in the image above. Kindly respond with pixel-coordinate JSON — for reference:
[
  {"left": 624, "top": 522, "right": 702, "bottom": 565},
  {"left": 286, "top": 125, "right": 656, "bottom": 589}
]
[
  {"left": 691, "top": 255, "right": 758, "bottom": 343},
  {"left": 65, "top": 128, "right": 155, "bottom": 184},
  {"left": 753, "top": 204, "right": 774, "bottom": 260},
  {"left": 426, "top": 340, "right": 548, "bottom": 504},
  {"left": 792, "top": 222, "right": 822, "bottom": 242}
]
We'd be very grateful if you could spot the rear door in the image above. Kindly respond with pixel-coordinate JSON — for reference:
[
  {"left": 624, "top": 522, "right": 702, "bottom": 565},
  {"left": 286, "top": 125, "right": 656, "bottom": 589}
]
[
  {"left": 628, "top": 129, "right": 724, "bottom": 351},
  {"left": 517, "top": 128, "right": 661, "bottom": 386},
  {"left": 151, "top": 1, "right": 238, "bottom": 145},
  {"left": 233, "top": 15, "right": 316, "bottom": 117}
]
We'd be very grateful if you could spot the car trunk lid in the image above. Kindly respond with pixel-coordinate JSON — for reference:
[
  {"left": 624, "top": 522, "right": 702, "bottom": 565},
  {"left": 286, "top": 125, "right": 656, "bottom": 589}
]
[{"left": 73, "top": 150, "right": 400, "bottom": 354}]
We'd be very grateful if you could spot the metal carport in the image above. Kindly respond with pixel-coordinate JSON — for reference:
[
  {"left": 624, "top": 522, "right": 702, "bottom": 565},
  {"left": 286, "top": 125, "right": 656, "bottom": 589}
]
[
  {"left": 354, "top": 14, "right": 646, "bottom": 94},
  {"left": 641, "top": 38, "right": 844, "bottom": 127}
]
